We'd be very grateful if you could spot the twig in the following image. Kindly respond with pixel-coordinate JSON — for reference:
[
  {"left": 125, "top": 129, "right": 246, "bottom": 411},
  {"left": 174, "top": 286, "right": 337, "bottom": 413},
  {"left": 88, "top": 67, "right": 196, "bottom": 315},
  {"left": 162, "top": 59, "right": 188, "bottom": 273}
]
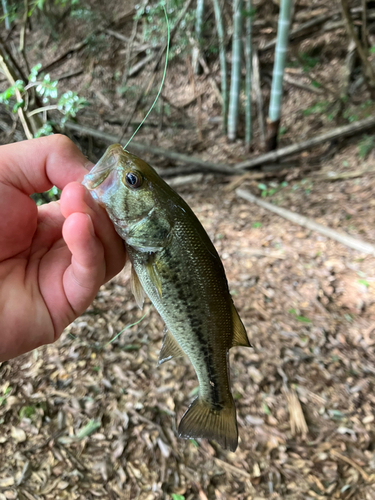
[
  {"left": 167, "top": 173, "right": 204, "bottom": 187},
  {"left": 340, "top": 0, "right": 375, "bottom": 87},
  {"left": 235, "top": 115, "right": 375, "bottom": 169},
  {"left": 0, "top": 48, "right": 33, "bottom": 139},
  {"left": 105, "top": 29, "right": 130, "bottom": 43},
  {"left": 236, "top": 188, "right": 375, "bottom": 256},
  {"left": 252, "top": 50, "right": 266, "bottom": 149},
  {"left": 128, "top": 53, "right": 155, "bottom": 77},
  {"left": 64, "top": 121, "right": 244, "bottom": 175},
  {"left": 198, "top": 56, "right": 223, "bottom": 104},
  {"left": 310, "top": 167, "right": 375, "bottom": 181},
  {"left": 330, "top": 449, "right": 371, "bottom": 482},
  {"left": 261, "top": 10, "right": 339, "bottom": 52},
  {"left": 283, "top": 386, "right": 308, "bottom": 438},
  {"left": 283, "top": 73, "right": 324, "bottom": 94}
]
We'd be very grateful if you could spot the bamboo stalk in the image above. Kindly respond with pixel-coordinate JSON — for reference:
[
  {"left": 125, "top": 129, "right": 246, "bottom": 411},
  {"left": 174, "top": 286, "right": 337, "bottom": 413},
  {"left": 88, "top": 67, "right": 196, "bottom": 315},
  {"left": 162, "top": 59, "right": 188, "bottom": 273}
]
[
  {"left": 267, "top": 0, "right": 293, "bottom": 150},
  {"left": 212, "top": 0, "right": 228, "bottom": 133},
  {"left": 193, "top": 0, "right": 205, "bottom": 73},
  {"left": 227, "top": 0, "right": 243, "bottom": 142},
  {"left": 244, "top": 0, "right": 252, "bottom": 149},
  {"left": 1, "top": 0, "right": 9, "bottom": 30}
]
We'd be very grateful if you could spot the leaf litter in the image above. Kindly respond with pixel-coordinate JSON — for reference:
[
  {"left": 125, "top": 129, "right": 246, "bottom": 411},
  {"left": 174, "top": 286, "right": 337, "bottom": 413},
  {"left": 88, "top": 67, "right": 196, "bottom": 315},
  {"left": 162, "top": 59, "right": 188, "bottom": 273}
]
[{"left": 1, "top": 166, "right": 375, "bottom": 499}]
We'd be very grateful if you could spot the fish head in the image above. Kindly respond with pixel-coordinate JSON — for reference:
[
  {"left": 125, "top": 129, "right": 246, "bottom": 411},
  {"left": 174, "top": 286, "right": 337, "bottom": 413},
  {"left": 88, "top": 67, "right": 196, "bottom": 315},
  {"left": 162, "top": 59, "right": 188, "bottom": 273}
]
[{"left": 82, "top": 144, "right": 168, "bottom": 227}]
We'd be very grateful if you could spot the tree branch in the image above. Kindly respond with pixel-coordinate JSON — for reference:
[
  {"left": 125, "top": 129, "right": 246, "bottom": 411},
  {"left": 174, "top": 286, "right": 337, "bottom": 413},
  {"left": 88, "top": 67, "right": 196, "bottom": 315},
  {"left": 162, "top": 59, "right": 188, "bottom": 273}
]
[{"left": 236, "top": 188, "right": 375, "bottom": 256}]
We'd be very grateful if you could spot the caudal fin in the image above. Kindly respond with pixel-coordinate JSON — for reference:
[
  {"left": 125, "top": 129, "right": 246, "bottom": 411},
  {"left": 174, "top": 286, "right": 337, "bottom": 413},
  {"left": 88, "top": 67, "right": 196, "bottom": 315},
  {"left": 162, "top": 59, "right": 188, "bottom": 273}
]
[{"left": 178, "top": 397, "right": 238, "bottom": 451}]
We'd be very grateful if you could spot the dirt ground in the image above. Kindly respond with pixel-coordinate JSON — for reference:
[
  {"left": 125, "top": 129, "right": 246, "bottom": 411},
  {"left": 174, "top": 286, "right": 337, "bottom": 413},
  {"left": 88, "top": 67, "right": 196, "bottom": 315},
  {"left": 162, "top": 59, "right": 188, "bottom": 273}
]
[{"left": 1, "top": 0, "right": 375, "bottom": 499}]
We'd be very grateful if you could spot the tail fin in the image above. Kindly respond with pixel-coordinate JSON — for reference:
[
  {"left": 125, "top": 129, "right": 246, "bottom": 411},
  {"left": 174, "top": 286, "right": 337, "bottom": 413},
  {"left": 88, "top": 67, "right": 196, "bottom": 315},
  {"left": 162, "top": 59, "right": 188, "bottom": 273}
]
[{"left": 178, "top": 397, "right": 238, "bottom": 451}]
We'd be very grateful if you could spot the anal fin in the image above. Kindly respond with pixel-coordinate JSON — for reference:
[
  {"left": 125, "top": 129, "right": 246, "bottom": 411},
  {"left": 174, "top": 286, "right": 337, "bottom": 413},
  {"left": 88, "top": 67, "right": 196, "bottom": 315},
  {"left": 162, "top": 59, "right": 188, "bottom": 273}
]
[
  {"left": 130, "top": 266, "right": 146, "bottom": 310},
  {"left": 158, "top": 330, "right": 185, "bottom": 365},
  {"left": 231, "top": 303, "right": 251, "bottom": 348}
]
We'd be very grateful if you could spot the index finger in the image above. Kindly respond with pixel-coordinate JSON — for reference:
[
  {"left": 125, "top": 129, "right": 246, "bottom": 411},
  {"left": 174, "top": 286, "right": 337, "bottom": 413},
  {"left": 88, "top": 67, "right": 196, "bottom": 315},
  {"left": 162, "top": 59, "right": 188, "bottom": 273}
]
[{"left": 0, "top": 135, "right": 93, "bottom": 194}]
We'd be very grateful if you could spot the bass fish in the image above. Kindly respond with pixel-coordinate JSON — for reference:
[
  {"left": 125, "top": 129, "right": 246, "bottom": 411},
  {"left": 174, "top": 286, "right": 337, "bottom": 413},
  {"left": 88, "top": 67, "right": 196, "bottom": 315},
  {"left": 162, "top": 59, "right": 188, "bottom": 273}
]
[{"left": 82, "top": 144, "right": 250, "bottom": 451}]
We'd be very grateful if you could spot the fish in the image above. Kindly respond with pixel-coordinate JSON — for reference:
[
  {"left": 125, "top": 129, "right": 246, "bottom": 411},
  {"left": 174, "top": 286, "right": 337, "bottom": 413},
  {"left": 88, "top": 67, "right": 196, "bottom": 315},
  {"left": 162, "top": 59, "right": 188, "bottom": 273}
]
[{"left": 82, "top": 144, "right": 250, "bottom": 451}]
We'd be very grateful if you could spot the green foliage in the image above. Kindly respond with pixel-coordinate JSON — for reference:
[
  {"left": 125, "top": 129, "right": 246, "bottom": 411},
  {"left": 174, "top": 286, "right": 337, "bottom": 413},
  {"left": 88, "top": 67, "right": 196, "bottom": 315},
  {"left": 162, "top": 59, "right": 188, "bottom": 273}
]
[
  {"left": 1, "top": 63, "right": 87, "bottom": 139},
  {"left": 19, "top": 406, "right": 36, "bottom": 419},
  {"left": 358, "top": 279, "right": 370, "bottom": 288},
  {"left": 289, "top": 309, "right": 311, "bottom": 323},
  {"left": 257, "top": 181, "right": 288, "bottom": 197},
  {"left": 0, "top": 386, "right": 12, "bottom": 406},
  {"left": 357, "top": 134, "right": 375, "bottom": 159},
  {"left": 171, "top": 494, "right": 185, "bottom": 500},
  {"left": 299, "top": 52, "right": 320, "bottom": 71},
  {"left": 303, "top": 101, "right": 330, "bottom": 117},
  {"left": 136, "top": 0, "right": 195, "bottom": 59}
]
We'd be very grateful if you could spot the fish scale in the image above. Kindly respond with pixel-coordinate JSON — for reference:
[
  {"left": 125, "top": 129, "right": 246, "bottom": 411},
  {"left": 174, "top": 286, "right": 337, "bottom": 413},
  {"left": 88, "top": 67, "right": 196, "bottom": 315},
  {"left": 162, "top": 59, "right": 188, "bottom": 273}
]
[{"left": 82, "top": 144, "right": 250, "bottom": 451}]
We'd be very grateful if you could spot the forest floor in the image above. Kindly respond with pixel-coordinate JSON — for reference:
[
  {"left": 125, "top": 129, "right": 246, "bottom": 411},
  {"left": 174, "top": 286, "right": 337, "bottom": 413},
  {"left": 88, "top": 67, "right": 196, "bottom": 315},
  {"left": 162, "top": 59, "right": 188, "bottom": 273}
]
[{"left": 1, "top": 0, "right": 375, "bottom": 499}]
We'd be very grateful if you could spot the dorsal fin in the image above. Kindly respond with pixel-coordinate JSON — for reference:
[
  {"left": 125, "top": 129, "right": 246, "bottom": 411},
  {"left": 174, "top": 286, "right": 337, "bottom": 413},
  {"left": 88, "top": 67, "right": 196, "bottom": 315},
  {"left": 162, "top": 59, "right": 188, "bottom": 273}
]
[
  {"left": 158, "top": 329, "right": 185, "bottom": 365},
  {"left": 130, "top": 265, "right": 146, "bottom": 310},
  {"left": 231, "top": 303, "right": 251, "bottom": 348}
]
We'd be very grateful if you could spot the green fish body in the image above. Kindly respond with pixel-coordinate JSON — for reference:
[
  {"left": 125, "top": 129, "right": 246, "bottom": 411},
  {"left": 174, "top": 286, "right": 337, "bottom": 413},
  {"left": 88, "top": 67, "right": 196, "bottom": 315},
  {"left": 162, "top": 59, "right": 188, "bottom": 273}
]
[{"left": 82, "top": 144, "right": 250, "bottom": 451}]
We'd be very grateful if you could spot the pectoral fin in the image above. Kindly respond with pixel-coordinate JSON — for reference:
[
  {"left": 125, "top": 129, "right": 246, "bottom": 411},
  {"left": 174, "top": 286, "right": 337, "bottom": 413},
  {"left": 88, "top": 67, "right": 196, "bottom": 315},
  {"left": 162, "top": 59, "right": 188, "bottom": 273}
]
[
  {"left": 146, "top": 256, "right": 163, "bottom": 299},
  {"left": 158, "top": 330, "right": 185, "bottom": 365},
  {"left": 130, "top": 266, "right": 146, "bottom": 310},
  {"left": 231, "top": 303, "right": 251, "bottom": 348}
]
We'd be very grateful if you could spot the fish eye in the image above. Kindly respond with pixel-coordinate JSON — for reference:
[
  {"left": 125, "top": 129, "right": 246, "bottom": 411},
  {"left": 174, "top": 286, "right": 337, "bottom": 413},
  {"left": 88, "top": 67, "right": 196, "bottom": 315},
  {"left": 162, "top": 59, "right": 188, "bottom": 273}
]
[{"left": 124, "top": 171, "right": 143, "bottom": 189}]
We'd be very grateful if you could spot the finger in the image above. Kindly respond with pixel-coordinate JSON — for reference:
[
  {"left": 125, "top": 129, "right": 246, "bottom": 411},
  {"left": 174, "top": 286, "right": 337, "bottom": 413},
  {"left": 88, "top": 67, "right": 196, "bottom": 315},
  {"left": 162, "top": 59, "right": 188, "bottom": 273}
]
[
  {"left": 62, "top": 212, "right": 106, "bottom": 316},
  {"left": 0, "top": 135, "right": 94, "bottom": 194},
  {"left": 60, "top": 182, "right": 126, "bottom": 281}
]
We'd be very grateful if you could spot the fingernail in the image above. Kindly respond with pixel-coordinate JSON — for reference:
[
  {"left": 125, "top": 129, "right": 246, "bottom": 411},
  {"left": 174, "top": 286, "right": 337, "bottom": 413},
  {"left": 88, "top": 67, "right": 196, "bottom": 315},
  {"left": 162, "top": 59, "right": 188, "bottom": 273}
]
[
  {"left": 84, "top": 161, "right": 95, "bottom": 171},
  {"left": 86, "top": 214, "right": 95, "bottom": 236}
]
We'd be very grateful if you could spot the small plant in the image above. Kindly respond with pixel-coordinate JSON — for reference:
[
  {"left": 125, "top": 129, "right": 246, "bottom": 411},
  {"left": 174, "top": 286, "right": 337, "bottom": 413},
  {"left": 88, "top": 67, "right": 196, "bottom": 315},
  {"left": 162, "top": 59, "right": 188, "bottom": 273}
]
[
  {"left": 357, "top": 135, "right": 375, "bottom": 159},
  {"left": 0, "top": 63, "right": 87, "bottom": 137},
  {"left": 257, "top": 181, "right": 288, "bottom": 197},
  {"left": 289, "top": 308, "right": 311, "bottom": 323}
]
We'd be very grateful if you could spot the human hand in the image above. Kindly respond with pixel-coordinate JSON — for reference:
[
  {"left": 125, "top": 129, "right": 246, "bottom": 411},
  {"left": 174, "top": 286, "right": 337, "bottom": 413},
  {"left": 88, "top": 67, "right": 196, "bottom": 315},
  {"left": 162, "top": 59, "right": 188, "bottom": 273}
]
[{"left": 0, "top": 135, "right": 126, "bottom": 362}]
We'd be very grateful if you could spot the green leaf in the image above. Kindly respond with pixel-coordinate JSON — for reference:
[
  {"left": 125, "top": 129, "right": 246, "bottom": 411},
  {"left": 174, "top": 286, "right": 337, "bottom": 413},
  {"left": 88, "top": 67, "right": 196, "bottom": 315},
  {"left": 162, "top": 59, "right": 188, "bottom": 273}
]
[
  {"left": 34, "top": 123, "right": 53, "bottom": 138},
  {"left": 262, "top": 401, "right": 271, "bottom": 415},
  {"left": 12, "top": 100, "right": 24, "bottom": 113},
  {"left": 295, "top": 315, "right": 311, "bottom": 323},
  {"left": 171, "top": 495, "right": 185, "bottom": 500},
  {"left": 257, "top": 183, "right": 267, "bottom": 191},
  {"left": 76, "top": 419, "right": 101, "bottom": 440},
  {"left": 358, "top": 279, "right": 369, "bottom": 288},
  {"left": 252, "top": 222, "right": 262, "bottom": 228}
]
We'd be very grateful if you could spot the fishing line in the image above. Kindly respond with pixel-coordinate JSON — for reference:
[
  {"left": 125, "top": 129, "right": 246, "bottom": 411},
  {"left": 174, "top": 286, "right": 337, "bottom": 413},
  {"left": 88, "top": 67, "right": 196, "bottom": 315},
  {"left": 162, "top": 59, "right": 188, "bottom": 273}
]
[
  {"left": 105, "top": 312, "right": 148, "bottom": 346},
  {"left": 123, "top": 3, "right": 170, "bottom": 151}
]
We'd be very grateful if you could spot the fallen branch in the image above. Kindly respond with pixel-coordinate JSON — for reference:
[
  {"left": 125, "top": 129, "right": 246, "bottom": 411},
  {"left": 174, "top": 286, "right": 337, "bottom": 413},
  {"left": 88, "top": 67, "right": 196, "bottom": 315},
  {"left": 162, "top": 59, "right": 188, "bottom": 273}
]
[
  {"left": 340, "top": 0, "right": 375, "bottom": 86},
  {"left": 64, "top": 121, "right": 243, "bottom": 175},
  {"left": 236, "top": 188, "right": 375, "bottom": 257},
  {"left": 235, "top": 115, "right": 375, "bottom": 170},
  {"left": 310, "top": 167, "right": 375, "bottom": 181},
  {"left": 261, "top": 11, "right": 339, "bottom": 52}
]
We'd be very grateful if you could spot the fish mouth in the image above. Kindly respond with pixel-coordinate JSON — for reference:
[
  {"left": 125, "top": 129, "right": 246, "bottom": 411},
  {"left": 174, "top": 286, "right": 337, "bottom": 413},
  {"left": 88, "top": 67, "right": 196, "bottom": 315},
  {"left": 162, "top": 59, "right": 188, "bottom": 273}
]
[
  {"left": 82, "top": 144, "right": 123, "bottom": 191},
  {"left": 82, "top": 144, "right": 124, "bottom": 204}
]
